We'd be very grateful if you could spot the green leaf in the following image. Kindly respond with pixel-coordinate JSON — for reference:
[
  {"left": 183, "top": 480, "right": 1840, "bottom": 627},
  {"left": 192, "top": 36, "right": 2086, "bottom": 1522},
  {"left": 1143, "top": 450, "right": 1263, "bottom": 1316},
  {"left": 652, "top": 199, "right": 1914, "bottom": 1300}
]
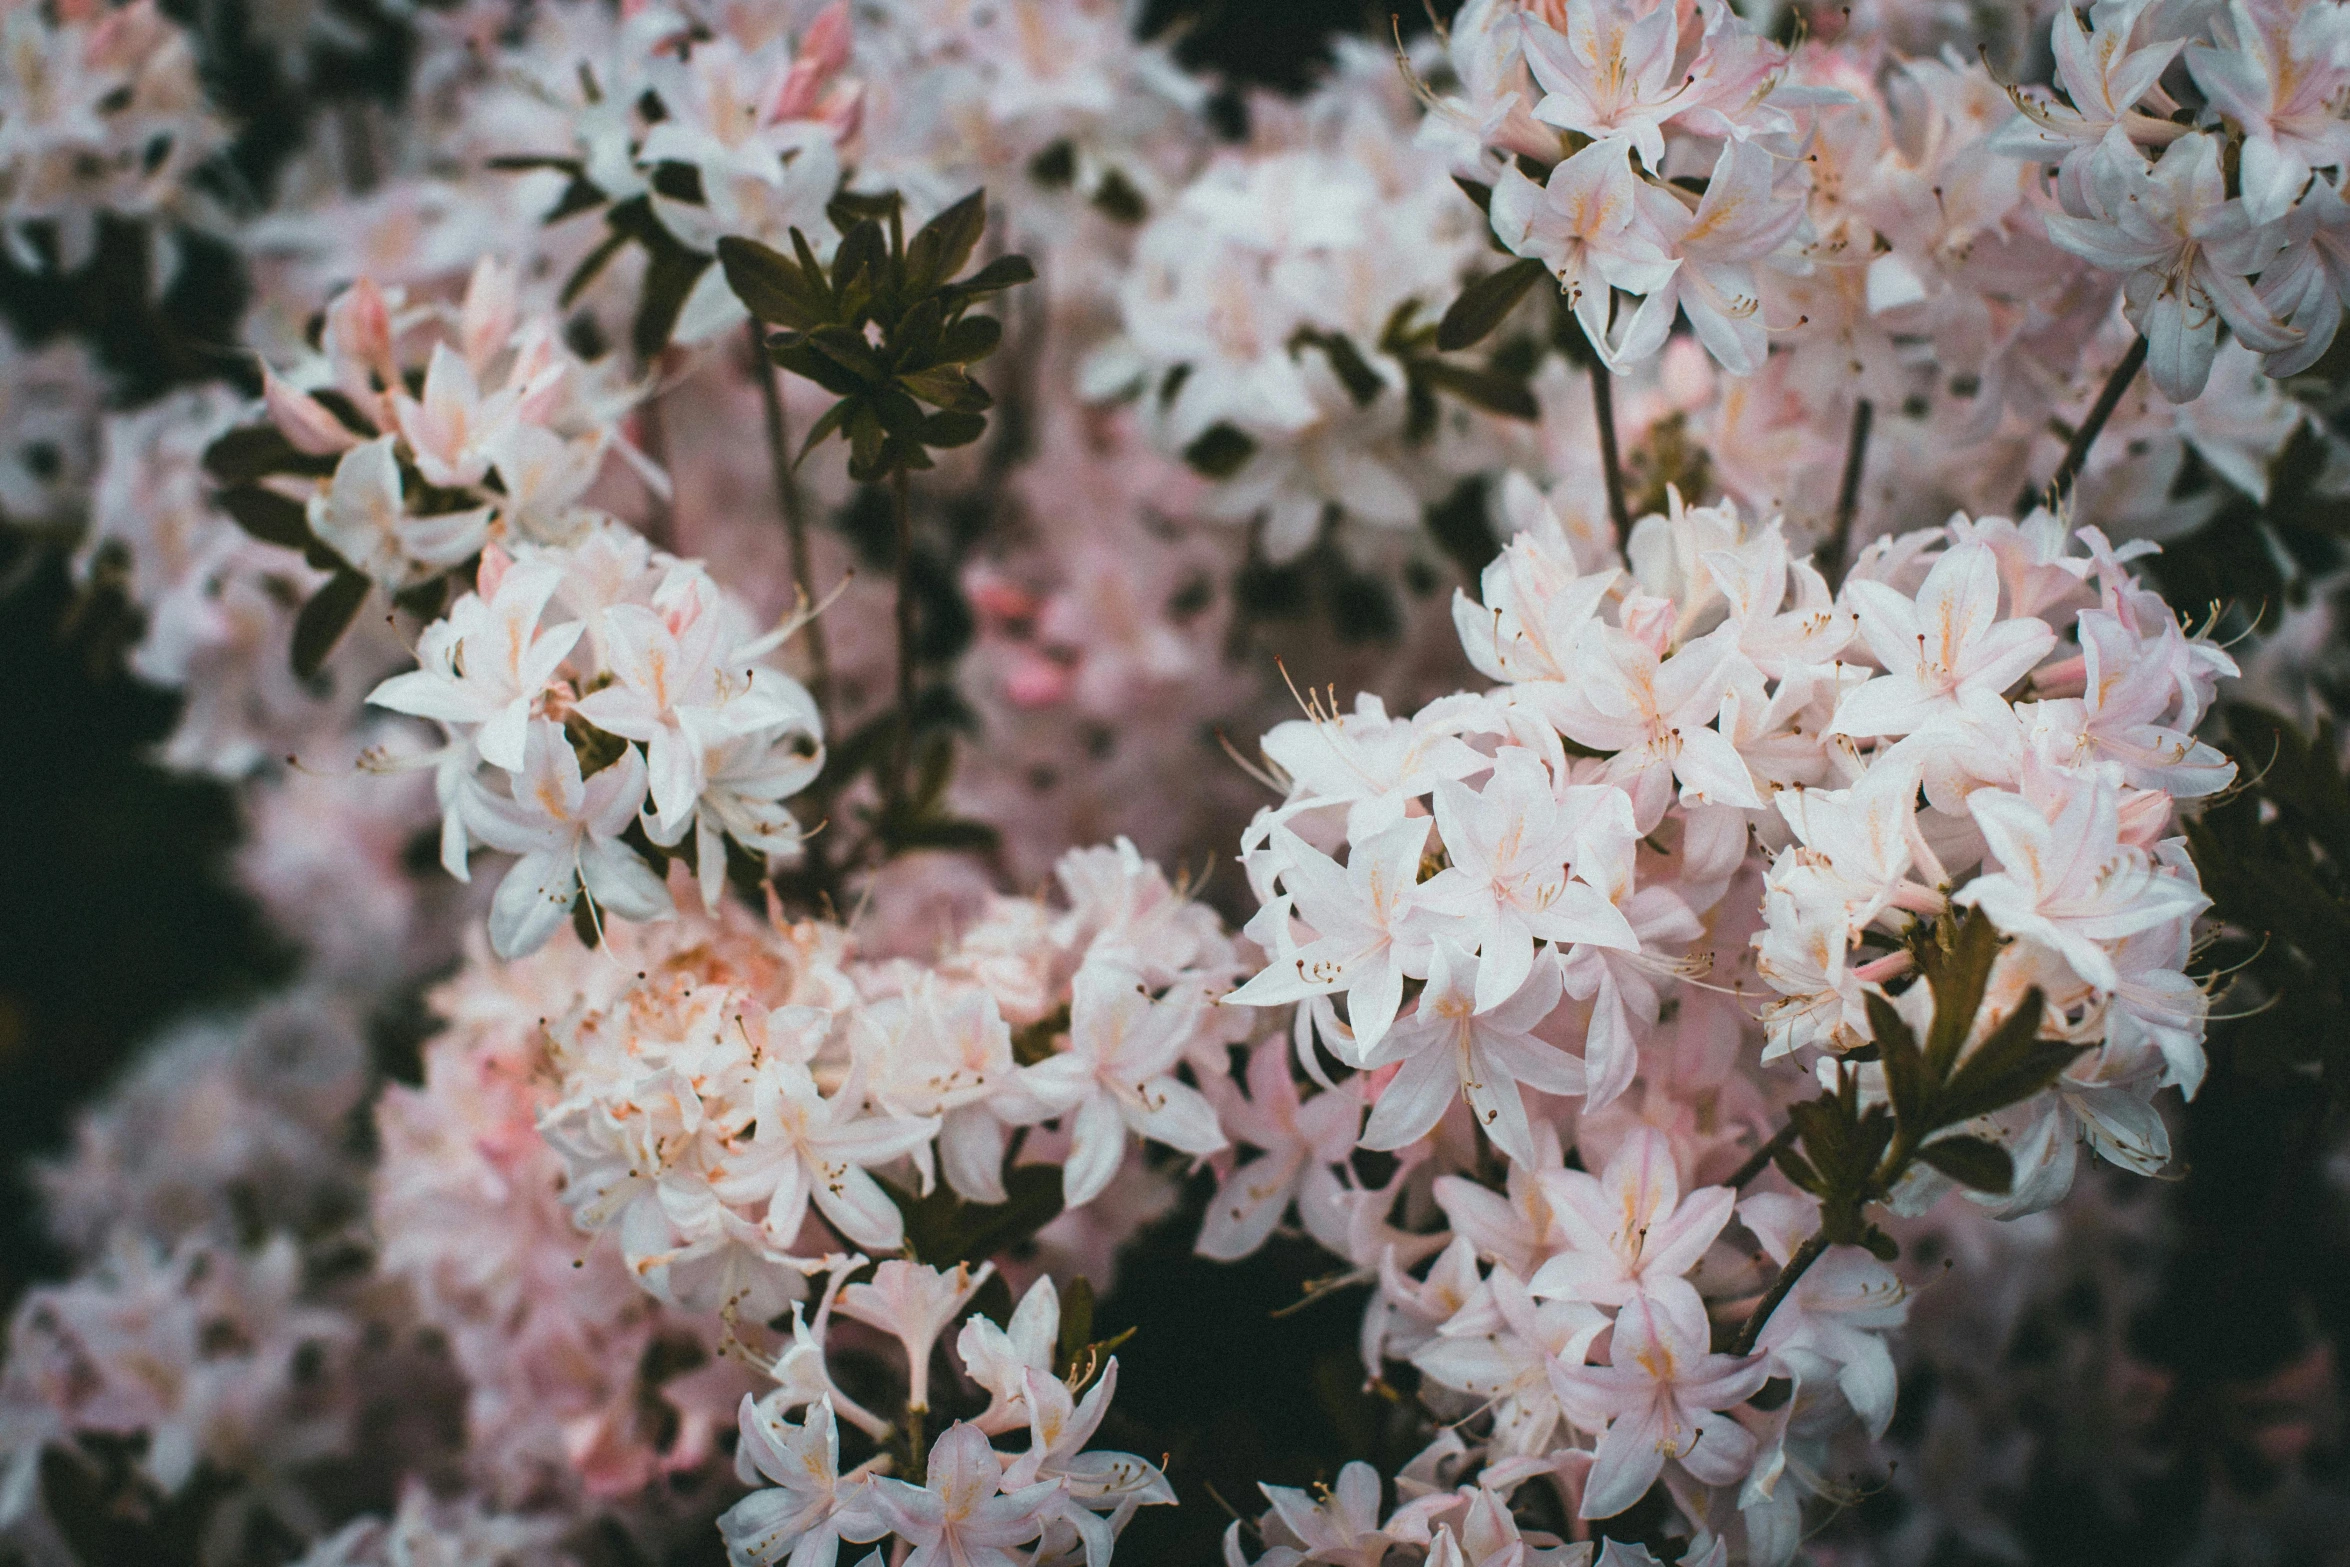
[
  {"left": 1054, "top": 1276, "right": 1096, "bottom": 1378},
  {"left": 203, "top": 424, "right": 337, "bottom": 484},
  {"left": 1417, "top": 360, "right": 1539, "bottom": 422},
  {"left": 1916, "top": 1134, "right": 2015, "bottom": 1194},
  {"left": 1295, "top": 330, "right": 1387, "bottom": 408},
  {"left": 215, "top": 484, "right": 313, "bottom": 550},
  {"left": 632, "top": 245, "right": 709, "bottom": 361},
  {"left": 1183, "top": 423, "right": 1257, "bottom": 480},
  {"left": 1935, "top": 991, "right": 2090, "bottom": 1126},
  {"left": 831, "top": 220, "right": 888, "bottom": 305},
  {"left": 898, "top": 365, "right": 980, "bottom": 410},
  {"left": 894, "top": 295, "right": 946, "bottom": 371},
  {"left": 940, "top": 253, "right": 1036, "bottom": 307},
  {"left": 718, "top": 236, "right": 831, "bottom": 332},
  {"left": 1920, "top": 907, "right": 2004, "bottom": 1081},
  {"left": 1867, "top": 992, "right": 1928, "bottom": 1131},
  {"left": 885, "top": 1161, "right": 1064, "bottom": 1267},
  {"left": 904, "top": 189, "right": 988, "bottom": 298},
  {"left": 796, "top": 400, "right": 851, "bottom": 466},
  {"left": 920, "top": 409, "right": 988, "bottom": 448},
  {"left": 934, "top": 313, "right": 1004, "bottom": 367},
  {"left": 1436, "top": 257, "right": 1547, "bottom": 353},
  {"left": 291, "top": 569, "right": 371, "bottom": 678},
  {"left": 774, "top": 340, "right": 870, "bottom": 398},
  {"left": 807, "top": 324, "right": 893, "bottom": 388},
  {"left": 1452, "top": 175, "right": 1495, "bottom": 214}
]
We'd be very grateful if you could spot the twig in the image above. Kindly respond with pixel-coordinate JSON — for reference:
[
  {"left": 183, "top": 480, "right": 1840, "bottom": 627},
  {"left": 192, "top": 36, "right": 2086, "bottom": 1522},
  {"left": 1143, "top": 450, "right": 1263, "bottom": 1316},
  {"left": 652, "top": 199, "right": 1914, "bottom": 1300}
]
[
  {"left": 2021, "top": 334, "right": 2147, "bottom": 515},
  {"left": 1820, "top": 397, "right": 1873, "bottom": 586},
  {"left": 749, "top": 319, "right": 832, "bottom": 719},
  {"left": 1727, "top": 1122, "right": 1800, "bottom": 1191},
  {"left": 1591, "top": 358, "right": 1631, "bottom": 550},
  {"left": 888, "top": 466, "right": 917, "bottom": 812},
  {"left": 1730, "top": 1230, "right": 1830, "bottom": 1357}
]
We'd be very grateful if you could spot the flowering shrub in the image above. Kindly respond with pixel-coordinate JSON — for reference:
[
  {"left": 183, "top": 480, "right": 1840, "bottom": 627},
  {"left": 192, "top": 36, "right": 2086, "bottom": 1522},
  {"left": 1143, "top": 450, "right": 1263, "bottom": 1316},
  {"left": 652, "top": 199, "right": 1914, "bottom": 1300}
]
[{"left": 7, "top": 0, "right": 2350, "bottom": 1564}]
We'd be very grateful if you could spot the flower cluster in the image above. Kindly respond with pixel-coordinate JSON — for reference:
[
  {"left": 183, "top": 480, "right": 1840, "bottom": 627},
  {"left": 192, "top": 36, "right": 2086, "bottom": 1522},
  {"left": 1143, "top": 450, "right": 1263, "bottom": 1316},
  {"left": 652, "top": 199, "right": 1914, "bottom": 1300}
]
[
  {"left": 527, "top": 836, "right": 1244, "bottom": 1315},
  {"left": 0, "top": 0, "right": 227, "bottom": 279},
  {"left": 9, "top": 0, "right": 2346, "bottom": 1561},
  {"left": 1217, "top": 483, "right": 2228, "bottom": 1558}
]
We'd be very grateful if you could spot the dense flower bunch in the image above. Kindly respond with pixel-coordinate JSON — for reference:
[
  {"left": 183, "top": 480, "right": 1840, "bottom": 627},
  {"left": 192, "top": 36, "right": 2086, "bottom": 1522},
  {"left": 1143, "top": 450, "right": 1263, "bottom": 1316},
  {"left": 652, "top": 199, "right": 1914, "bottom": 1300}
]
[
  {"left": 1215, "top": 479, "right": 2229, "bottom": 1559},
  {"left": 9, "top": 0, "right": 2350, "bottom": 1563},
  {"left": 0, "top": 0, "right": 227, "bottom": 280}
]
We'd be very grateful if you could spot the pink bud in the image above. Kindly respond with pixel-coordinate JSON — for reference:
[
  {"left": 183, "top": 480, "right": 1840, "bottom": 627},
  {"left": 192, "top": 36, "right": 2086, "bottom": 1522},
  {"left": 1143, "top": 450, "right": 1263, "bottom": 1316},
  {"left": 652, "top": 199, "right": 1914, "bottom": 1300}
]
[
  {"left": 263, "top": 369, "right": 361, "bottom": 457},
  {"left": 476, "top": 541, "right": 513, "bottom": 600},
  {"left": 1005, "top": 653, "right": 1075, "bottom": 708}
]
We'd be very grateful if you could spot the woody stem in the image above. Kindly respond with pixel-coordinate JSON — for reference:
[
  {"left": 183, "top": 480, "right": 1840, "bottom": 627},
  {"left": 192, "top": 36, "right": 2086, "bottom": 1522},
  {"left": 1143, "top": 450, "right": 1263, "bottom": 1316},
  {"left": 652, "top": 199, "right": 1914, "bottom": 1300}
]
[
  {"left": 2029, "top": 333, "right": 2147, "bottom": 515},
  {"left": 749, "top": 319, "right": 832, "bottom": 721},
  {"left": 888, "top": 466, "right": 917, "bottom": 814},
  {"left": 1727, "top": 1122, "right": 1800, "bottom": 1191},
  {"left": 1730, "top": 1229, "right": 1829, "bottom": 1357},
  {"left": 1822, "top": 396, "right": 1873, "bottom": 587},
  {"left": 1591, "top": 358, "right": 1632, "bottom": 550}
]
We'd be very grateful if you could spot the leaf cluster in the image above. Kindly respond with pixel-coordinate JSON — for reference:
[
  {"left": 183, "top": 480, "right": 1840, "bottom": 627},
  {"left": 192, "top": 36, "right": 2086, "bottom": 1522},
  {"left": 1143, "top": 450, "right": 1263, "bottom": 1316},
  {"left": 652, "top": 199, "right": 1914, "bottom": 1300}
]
[
  {"left": 2184, "top": 702, "right": 2350, "bottom": 1093},
  {"left": 200, "top": 402, "right": 470, "bottom": 676},
  {"left": 719, "top": 190, "right": 1033, "bottom": 484},
  {"left": 1771, "top": 910, "right": 2089, "bottom": 1248}
]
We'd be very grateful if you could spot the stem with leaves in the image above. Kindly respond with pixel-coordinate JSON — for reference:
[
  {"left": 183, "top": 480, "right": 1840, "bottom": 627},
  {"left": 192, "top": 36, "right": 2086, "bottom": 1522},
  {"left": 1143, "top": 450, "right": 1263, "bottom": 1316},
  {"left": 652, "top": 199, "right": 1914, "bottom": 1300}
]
[
  {"left": 1727, "top": 909, "right": 2094, "bottom": 1358},
  {"left": 748, "top": 318, "right": 832, "bottom": 719},
  {"left": 2023, "top": 334, "right": 2148, "bottom": 515}
]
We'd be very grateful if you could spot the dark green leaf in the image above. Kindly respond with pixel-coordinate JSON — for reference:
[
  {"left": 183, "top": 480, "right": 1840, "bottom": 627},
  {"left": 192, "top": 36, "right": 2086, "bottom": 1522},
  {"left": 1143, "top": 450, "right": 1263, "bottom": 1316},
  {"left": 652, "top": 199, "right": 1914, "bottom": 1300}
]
[
  {"left": 560, "top": 225, "right": 632, "bottom": 310},
  {"left": 1917, "top": 1134, "right": 2015, "bottom": 1194},
  {"left": 1921, "top": 907, "right": 2004, "bottom": 1081},
  {"left": 920, "top": 409, "right": 988, "bottom": 448},
  {"left": 1436, "top": 257, "right": 1546, "bottom": 353},
  {"left": 1297, "top": 330, "right": 1387, "bottom": 408},
  {"left": 899, "top": 365, "right": 978, "bottom": 409},
  {"left": 894, "top": 296, "right": 946, "bottom": 371},
  {"left": 1935, "top": 992, "right": 2090, "bottom": 1126},
  {"left": 940, "top": 253, "right": 1036, "bottom": 306},
  {"left": 884, "top": 1161, "right": 1063, "bottom": 1266},
  {"left": 291, "top": 569, "right": 371, "bottom": 678},
  {"left": 1183, "top": 423, "right": 1257, "bottom": 480},
  {"left": 1418, "top": 360, "right": 1539, "bottom": 421},
  {"left": 808, "top": 324, "right": 892, "bottom": 387},
  {"left": 204, "top": 424, "right": 337, "bottom": 484},
  {"left": 774, "top": 339, "right": 870, "bottom": 398},
  {"left": 1054, "top": 1276, "right": 1096, "bottom": 1378},
  {"left": 1867, "top": 992, "right": 1928, "bottom": 1130},
  {"left": 796, "top": 399, "right": 850, "bottom": 466},
  {"left": 215, "top": 484, "right": 313, "bottom": 550},
  {"left": 632, "top": 246, "right": 709, "bottom": 360},
  {"left": 1453, "top": 175, "right": 1495, "bottom": 214},
  {"left": 935, "top": 313, "right": 1004, "bottom": 367},
  {"left": 904, "top": 189, "right": 987, "bottom": 298},
  {"left": 719, "top": 236, "right": 831, "bottom": 331}
]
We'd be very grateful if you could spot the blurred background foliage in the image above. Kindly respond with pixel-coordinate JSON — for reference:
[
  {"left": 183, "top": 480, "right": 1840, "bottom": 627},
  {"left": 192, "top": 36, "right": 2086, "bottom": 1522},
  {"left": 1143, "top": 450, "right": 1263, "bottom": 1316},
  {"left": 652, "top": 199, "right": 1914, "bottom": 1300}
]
[{"left": 8, "top": 2, "right": 2350, "bottom": 1565}]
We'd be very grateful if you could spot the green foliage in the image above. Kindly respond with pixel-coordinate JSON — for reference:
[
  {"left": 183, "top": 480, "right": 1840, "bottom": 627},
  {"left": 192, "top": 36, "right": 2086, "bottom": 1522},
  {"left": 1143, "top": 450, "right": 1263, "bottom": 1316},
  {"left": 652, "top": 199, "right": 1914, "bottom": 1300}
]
[
  {"left": 884, "top": 1160, "right": 1064, "bottom": 1268},
  {"left": 719, "top": 189, "right": 1034, "bottom": 484},
  {"left": 2184, "top": 703, "right": 2350, "bottom": 1091}
]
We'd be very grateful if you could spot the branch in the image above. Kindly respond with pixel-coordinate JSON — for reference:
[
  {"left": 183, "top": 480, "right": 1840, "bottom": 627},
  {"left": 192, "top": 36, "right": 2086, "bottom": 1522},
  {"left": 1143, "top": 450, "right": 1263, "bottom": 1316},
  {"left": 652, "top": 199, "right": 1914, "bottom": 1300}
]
[
  {"left": 749, "top": 319, "right": 832, "bottom": 719},
  {"left": 1590, "top": 358, "right": 1631, "bottom": 551},
  {"left": 1730, "top": 1229, "right": 1830, "bottom": 1357},
  {"left": 887, "top": 466, "right": 918, "bottom": 812},
  {"left": 1727, "top": 1122, "right": 1800, "bottom": 1191},
  {"left": 2022, "top": 334, "right": 2147, "bottom": 515},
  {"left": 1820, "top": 397, "right": 1873, "bottom": 587}
]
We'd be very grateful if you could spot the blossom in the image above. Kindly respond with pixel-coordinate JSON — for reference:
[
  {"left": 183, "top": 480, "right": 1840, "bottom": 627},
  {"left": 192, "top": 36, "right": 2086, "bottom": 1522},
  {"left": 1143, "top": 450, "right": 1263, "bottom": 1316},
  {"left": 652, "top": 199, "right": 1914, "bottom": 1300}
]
[
  {"left": 1224, "top": 819, "right": 1430, "bottom": 1055},
  {"left": 718, "top": 1396, "right": 886, "bottom": 1567},
  {"left": 1359, "top": 940, "right": 1583, "bottom": 1166},
  {"left": 867, "top": 1422, "right": 1058, "bottom": 1567},
  {"left": 1527, "top": 1125, "right": 1735, "bottom": 1321},
  {"left": 367, "top": 553, "right": 581, "bottom": 771},
  {"left": 460, "top": 721, "right": 667, "bottom": 958},
  {"left": 1197, "top": 1039, "right": 1361, "bottom": 1261},
  {"left": 839, "top": 1262, "right": 993, "bottom": 1418},
  {"left": 708, "top": 1064, "right": 936, "bottom": 1254},
  {"left": 1488, "top": 139, "right": 1679, "bottom": 368},
  {"left": 307, "top": 436, "right": 491, "bottom": 591},
  {"left": 1017, "top": 956, "right": 1226, "bottom": 1209},
  {"left": 2044, "top": 131, "right": 2300, "bottom": 401},
  {"left": 1832, "top": 541, "right": 2056, "bottom": 738},
  {"left": 1549, "top": 1290, "right": 1769, "bottom": 1519}
]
